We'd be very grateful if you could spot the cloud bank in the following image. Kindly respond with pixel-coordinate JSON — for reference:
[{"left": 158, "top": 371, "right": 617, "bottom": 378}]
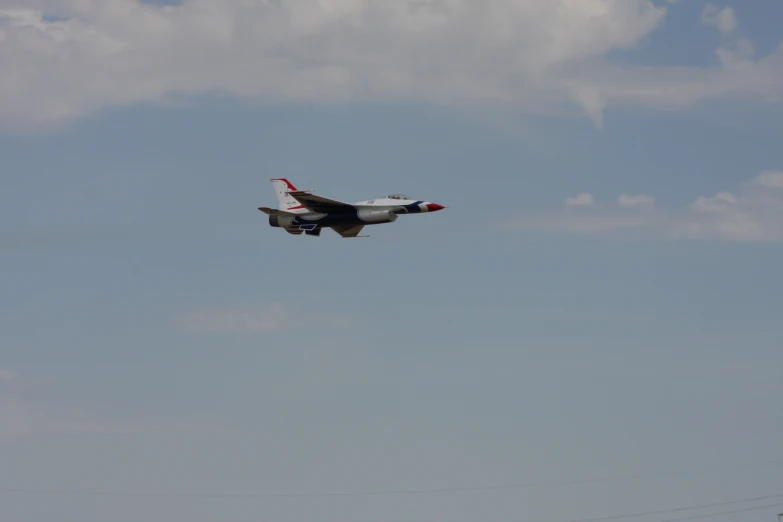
[
  {"left": 1, "top": 0, "right": 782, "bottom": 132},
  {"left": 511, "top": 170, "right": 783, "bottom": 242}
]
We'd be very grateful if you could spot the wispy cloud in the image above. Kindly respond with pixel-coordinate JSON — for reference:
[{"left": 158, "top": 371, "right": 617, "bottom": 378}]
[
  {"left": 0, "top": 1, "right": 781, "bottom": 133},
  {"left": 618, "top": 194, "right": 655, "bottom": 207},
  {"left": 177, "top": 302, "right": 287, "bottom": 334},
  {"left": 0, "top": 397, "right": 219, "bottom": 440},
  {"left": 700, "top": 4, "right": 738, "bottom": 34},
  {"left": 0, "top": 371, "right": 217, "bottom": 440},
  {"left": 175, "top": 302, "right": 361, "bottom": 334},
  {"left": 753, "top": 170, "right": 783, "bottom": 189},
  {"left": 565, "top": 193, "right": 595, "bottom": 207},
  {"left": 510, "top": 170, "right": 783, "bottom": 242}
]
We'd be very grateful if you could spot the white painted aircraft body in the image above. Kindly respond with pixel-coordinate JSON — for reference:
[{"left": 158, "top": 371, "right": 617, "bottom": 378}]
[{"left": 258, "top": 178, "right": 445, "bottom": 237}]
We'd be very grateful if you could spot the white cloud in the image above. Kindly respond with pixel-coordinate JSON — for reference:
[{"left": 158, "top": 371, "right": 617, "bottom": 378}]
[
  {"left": 689, "top": 191, "right": 736, "bottom": 212},
  {"left": 510, "top": 170, "right": 783, "bottom": 242},
  {"left": 0, "top": 0, "right": 781, "bottom": 133},
  {"left": 177, "top": 302, "right": 287, "bottom": 333},
  {"left": 700, "top": 4, "right": 737, "bottom": 34},
  {"left": 619, "top": 193, "right": 655, "bottom": 206},
  {"left": 751, "top": 170, "right": 783, "bottom": 189},
  {"left": 565, "top": 193, "right": 595, "bottom": 206},
  {"left": 716, "top": 37, "right": 755, "bottom": 67}
]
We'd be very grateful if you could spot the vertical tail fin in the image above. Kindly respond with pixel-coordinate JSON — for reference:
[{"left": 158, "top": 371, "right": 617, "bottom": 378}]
[{"left": 270, "top": 178, "right": 306, "bottom": 212}]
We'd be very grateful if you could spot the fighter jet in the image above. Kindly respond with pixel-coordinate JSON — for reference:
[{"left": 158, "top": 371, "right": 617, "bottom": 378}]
[{"left": 258, "top": 178, "right": 445, "bottom": 237}]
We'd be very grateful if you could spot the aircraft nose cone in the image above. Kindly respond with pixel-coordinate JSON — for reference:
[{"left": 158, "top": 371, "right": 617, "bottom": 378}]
[{"left": 426, "top": 203, "right": 445, "bottom": 212}]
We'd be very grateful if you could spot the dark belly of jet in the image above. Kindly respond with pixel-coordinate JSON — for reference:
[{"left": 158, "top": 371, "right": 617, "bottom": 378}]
[
  {"left": 292, "top": 212, "right": 363, "bottom": 228},
  {"left": 294, "top": 209, "right": 398, "bottom": 227}
]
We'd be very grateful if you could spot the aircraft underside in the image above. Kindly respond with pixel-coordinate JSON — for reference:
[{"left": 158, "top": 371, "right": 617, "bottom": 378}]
[{"left": 268, "top": 207, "right": 400, "bottom": 238}]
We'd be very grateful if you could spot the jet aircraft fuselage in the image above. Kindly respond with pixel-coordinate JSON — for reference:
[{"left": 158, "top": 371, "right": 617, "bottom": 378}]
[{"left": 258, "top": 178, "right": 445, "bottom": 237}]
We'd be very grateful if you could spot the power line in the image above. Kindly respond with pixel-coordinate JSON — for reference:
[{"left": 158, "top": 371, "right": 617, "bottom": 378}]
[
  {"left": 2, "top": 489, "right": 781, "bottom": 522},
  {"left": 564, "top": 494, "right": 783, "bottom": 522},
  {"left": 2, "top": 457, "right": 781, "bottom": 499},
  {"left": 657, "top": 503, "right": 783, "bottom": 522}
]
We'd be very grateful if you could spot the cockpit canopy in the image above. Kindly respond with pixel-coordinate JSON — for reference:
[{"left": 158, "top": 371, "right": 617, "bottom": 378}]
[{"left": 386, "top": 194, "right": 412, "bottom": 200}]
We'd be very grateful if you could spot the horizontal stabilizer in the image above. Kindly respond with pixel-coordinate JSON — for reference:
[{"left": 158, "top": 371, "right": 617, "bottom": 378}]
[{"left": 257, "top": 207, "right": 295, "bottom": 216}]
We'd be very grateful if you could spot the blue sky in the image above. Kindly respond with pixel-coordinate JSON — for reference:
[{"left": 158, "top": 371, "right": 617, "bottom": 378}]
[{"left": 1, "top": 1, "right": 783, "bottom": 521}]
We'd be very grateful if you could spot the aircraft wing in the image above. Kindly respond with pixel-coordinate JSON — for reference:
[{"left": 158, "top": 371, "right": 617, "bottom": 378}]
[
  {"left": 287, "top": 191, "right": 354, "bottom": 213},
  {"left": 332, "top": 224, "right": 366, "bottom": 238}
]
